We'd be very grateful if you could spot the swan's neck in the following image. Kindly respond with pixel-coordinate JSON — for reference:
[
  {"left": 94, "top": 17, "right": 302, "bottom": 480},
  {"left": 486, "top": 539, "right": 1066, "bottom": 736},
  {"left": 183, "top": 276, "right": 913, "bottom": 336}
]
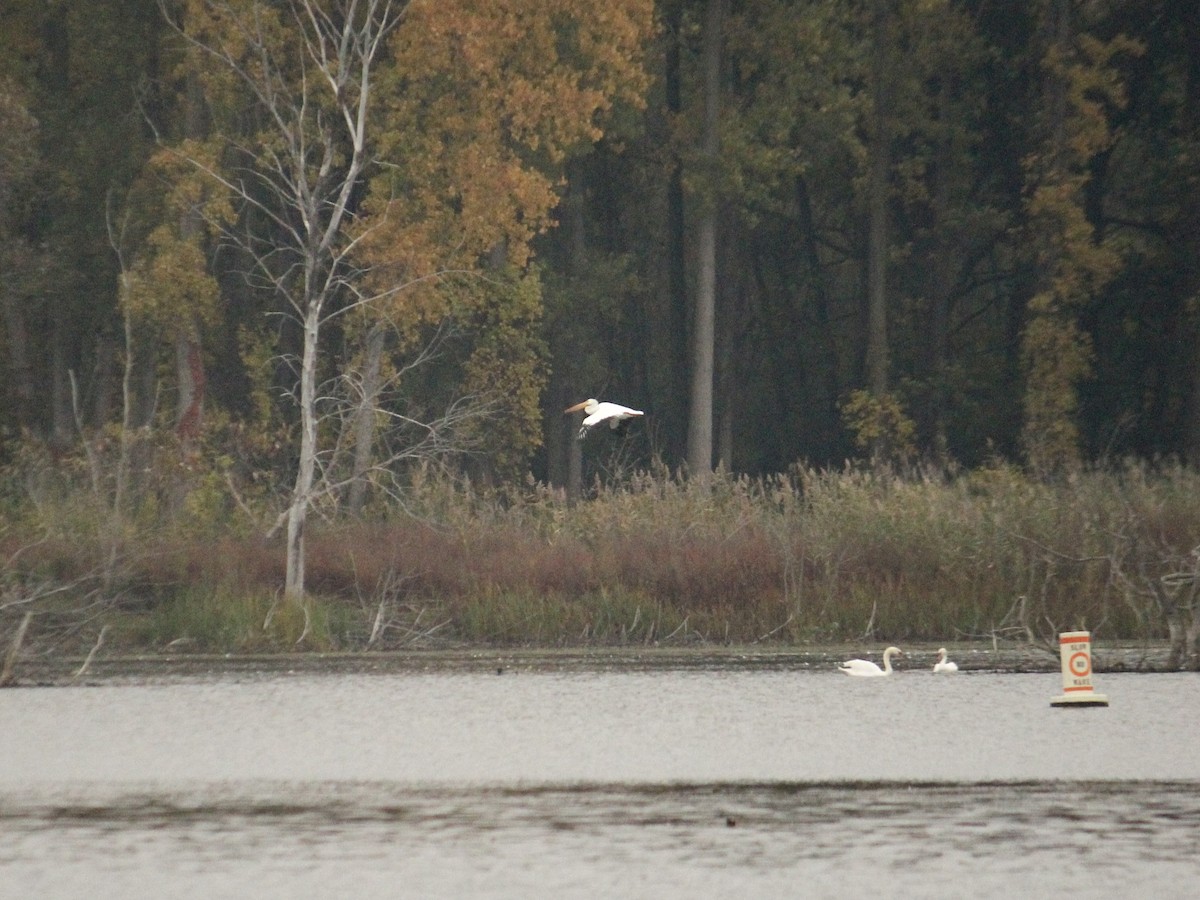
[{"left": 881, "top": 651, "right": 893, "bottom": 674}]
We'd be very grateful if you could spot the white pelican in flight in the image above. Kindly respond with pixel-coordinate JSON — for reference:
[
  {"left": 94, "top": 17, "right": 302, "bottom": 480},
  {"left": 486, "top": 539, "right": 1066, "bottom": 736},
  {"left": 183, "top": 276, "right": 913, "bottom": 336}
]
[
  {"left": 933, "top": 647, "right": 959, "bottom": 673},
  {"left": 564, "top": 398, "right": 644, "bottom": 440},
  {"left": 838, "top": 646, "right": 902, "bottom": 677}
]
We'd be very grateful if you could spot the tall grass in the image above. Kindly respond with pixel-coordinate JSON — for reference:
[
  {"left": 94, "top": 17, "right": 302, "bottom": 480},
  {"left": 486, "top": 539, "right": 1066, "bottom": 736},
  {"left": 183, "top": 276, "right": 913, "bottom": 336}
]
[{"left": 3, "top": 456, "right": 1199, "bottom": 654}]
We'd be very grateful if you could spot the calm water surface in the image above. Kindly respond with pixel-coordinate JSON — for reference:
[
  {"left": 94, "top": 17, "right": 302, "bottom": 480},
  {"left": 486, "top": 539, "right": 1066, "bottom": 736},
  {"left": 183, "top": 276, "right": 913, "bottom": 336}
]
[{"left": 2, "top": 665, "right": 1199, "bottom": 898}]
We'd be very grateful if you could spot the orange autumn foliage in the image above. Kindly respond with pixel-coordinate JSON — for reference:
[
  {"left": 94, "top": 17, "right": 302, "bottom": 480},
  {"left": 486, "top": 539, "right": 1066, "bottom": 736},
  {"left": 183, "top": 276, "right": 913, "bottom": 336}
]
[{"left": 357, "top": 0, "right": 655, "bottom": 314}]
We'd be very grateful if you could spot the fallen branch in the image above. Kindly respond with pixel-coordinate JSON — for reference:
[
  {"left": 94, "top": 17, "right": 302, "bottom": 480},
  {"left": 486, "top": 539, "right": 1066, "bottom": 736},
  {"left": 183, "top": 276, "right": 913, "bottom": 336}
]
[
  {"left": 662, "top": 616, "right": 689, "bottom": 643},
  {"left": 755, "top": 613, "right": 795, "bottom": 643},
  {"left": 73, "top": 624, "right": 110, "bottom": 681},
  {"left": 1, "top": 612, "right": 33, "bottom": 687}
]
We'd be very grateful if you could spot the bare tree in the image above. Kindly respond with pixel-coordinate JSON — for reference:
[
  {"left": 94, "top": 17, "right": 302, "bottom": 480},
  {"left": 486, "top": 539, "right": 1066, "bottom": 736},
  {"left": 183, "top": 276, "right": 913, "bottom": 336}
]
[
  {"left": 160, "top": 0, "right": 407, "bottom": 601},
  {"left": 1112, "top": 537, "right": 1200, "bottom": 670},
  {"left": 291, "top": 317, "right": 493, "bottom": 517}
]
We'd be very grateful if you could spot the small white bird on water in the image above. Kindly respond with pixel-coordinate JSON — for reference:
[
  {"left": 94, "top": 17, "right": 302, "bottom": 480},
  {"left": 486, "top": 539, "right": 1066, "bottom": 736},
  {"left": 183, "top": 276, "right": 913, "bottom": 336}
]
[
  {"left": 933, "top": 647, "right": 959, "bottom": 673},
  {"left": 838, "top": 646, "right": 902, "bottom": 677},
  {"left": 564, "top": 398, "right": 644, "bottom": 440}
]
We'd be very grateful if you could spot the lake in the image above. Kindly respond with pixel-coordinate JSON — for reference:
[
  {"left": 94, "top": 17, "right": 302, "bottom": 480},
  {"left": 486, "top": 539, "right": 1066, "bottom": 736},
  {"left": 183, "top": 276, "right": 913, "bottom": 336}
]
[{"left": 2, "top": 654, "right": 1199, "bottom": 898}]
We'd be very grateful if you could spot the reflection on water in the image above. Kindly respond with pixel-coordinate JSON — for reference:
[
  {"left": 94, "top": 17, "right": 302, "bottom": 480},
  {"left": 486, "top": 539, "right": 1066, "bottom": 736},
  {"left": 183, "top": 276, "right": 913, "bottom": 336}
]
[
  {"left": 2, "top": 666, "right": 1200, "bottom": 898},
  {"left": 4, "top": 781, "right": 1200, "bottom": 899}
]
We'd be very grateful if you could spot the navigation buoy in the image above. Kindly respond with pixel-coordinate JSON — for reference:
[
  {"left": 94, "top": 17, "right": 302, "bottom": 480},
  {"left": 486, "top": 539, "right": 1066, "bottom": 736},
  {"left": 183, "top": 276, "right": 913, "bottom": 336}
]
[{"left": 1049, "top": 631, "right": 1109, "bottom": 707}]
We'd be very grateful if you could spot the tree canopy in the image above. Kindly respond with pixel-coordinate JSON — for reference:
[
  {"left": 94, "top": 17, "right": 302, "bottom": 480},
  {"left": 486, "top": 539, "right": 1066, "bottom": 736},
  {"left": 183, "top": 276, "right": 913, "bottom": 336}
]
[{"left": 2, "top": 0, "right": 1198, "bottom": 503}]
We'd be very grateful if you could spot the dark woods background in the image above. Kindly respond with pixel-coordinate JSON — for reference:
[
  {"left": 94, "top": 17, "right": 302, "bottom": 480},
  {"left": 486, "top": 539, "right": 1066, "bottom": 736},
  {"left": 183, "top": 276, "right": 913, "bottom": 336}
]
[{"left": 2, "top": 0, "right": 1198, "bottom": 490}]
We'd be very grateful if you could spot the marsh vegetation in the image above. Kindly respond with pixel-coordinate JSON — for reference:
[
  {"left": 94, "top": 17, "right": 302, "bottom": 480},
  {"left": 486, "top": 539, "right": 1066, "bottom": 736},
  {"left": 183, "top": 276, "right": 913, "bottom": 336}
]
[{"left": 3, "top": 457, "right": 1197, "bottom": 669}]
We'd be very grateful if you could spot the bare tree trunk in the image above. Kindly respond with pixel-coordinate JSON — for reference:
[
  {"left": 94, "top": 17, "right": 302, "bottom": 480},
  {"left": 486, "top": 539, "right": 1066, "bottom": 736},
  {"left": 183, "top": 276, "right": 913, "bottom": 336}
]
[
  {"left": 546, "top": 379, "right": 568, "bottom": 490},
  {"left": 113, "top": 274, "right": 137, "bottom": 527},
  {"left": 0, "top": 613, "right": 32, "bottom": 688},
  {"left": 865, "top": 0, "right": 892, "bottom": 399},
  {"left": 175, "top": 331, "right": 205, "bottom": 446},
  {"left": 716, "top": 342, "right": 733, "bottom": 471},
  {"left": 348, "top": 322, "right": 387, "bottom": 514},
  {"left": 1188, "top": 310, "right": 1200, "bottom": 466},
  {"left": 664, "top": 0, "right": 689, "bottom": 461},
  {"left": 568, "top": 426, "right": 583, "bottom": 506},
  {"left": 715, "top": 226, "right": 737, "bottom": 472},
  {"left": 689, "top": 216, "right": 716, "bottom": 474},
  {"left": 50, "top": 301, "right": 74, "bottom": 448},
  {"left": 285, "top": 299, "right": 321, "bottom": 601},
  {"left": 1182, "top": 2, "right": 1200, "bottom": 463},
  {"left": 559, "top": 174, "right": 588, "bottom": 501},
  {"left": 925, "top": 83, "right": 955, "bottom": 456},
  {"left": 687, "top": 0, "right": 724, "bottom": 476},
  {"left": 795, "top": 175, "right": 841, "bottom": 453},
  {"left": 159, "top": 0, "right": 404, "bottom": 602},
  {"left": 175, "top": 63, "right": 208, "bottom": 452}
]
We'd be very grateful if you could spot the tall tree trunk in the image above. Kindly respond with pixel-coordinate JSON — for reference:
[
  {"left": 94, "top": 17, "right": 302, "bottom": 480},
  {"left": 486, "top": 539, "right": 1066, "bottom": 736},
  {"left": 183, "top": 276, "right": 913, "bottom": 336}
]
[
  {"left": 45, "top": 6, "right": 74, "bottom": 449},
  {"left": 795, "top": 175, "right": 841, "bottom": 455},
  {"left": 664, "top": 0, "right": 688, "bottom": 462},
  {"left": 690, "top": 220, "right": 716, "bottom": 474},
  {"left": 175, "top": 331, "right": 205, "bottom": 445},
  {"left": 716, "top": 224, "right": 737, "bottom": 471},
  {"left": 687, "top": 0, "right": 724, "bottom": 476},
  {"left": 715, "top": 318, "right": 734, "bottom": 471},
  {"left": 348, "top": 321, "right": 387, "bottom": 514},
  {"left": 176, "top": 63, "right": 208, "bottom": 451},
  {"left": 285, "top": 297, "right": 321, "bottom": 601},
  {"left": 925, "top": 83, "right": 956, "bottom": 457},
  {"left": 562, "top": 174, "right": 588, "bottom": 501},
  {"left": 546, "top": 378, "right": 568, "bottom": 491},
  {"left": 865, "top": 0, "right": 892, "bottom": 399},
  {"left": 568, "top": 413, "right": 583, "bottom": 505},
  {"left": 1182, "top": 2, "right": 1200, "bottom": 463}
]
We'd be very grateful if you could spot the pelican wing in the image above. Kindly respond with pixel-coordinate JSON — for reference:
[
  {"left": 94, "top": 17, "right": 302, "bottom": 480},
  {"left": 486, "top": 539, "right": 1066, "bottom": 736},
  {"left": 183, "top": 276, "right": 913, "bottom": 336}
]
[
  {"left": 584, "top": 402, "right": 643, "bottom": 426},
  {"left": 572, "top": 399, "right": 644, "bottom": 439}
]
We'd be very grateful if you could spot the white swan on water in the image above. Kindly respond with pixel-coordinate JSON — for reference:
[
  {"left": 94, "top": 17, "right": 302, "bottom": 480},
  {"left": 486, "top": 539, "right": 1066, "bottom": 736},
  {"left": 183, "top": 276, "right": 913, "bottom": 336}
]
[
  {"left": 933, "top": 647, "right": 958, "bottom": 673},
  {"left": 838, "top": 646, "right": 902, "bottom": 677}
]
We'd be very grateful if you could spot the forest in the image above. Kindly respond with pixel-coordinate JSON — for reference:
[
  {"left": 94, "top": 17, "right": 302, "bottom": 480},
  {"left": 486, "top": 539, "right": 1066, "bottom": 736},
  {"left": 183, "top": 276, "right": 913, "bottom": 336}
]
[{"left": 1, "top": 1, "right": 1198, "bottom": 666}]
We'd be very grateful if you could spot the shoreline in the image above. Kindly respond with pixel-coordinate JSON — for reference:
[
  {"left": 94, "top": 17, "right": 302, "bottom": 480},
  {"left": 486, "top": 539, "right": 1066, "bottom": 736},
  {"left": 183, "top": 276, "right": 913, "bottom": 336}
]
[{"left": 3, "top": 642, "right": 1184, "bottom": 686}]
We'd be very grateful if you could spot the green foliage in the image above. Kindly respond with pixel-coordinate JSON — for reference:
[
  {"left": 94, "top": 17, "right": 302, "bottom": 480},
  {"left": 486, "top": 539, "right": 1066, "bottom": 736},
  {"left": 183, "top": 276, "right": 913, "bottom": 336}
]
[
  {"left": 1018, "top": 11, "right": 1143, "bottom": 472},
  {"left": 839, "top": 390, "right": 916, "bottom": 463},
  {"left": 120, "top": 144, "right": 233, "bottom": 333},
  {"left": 457, "top": 268, "right": 549, "bottom": 481},
  {"left": 116, "top": 587, "right": 349, "bottom": 653},
  {"left": 723, "top": 0, "right": 865, "bottom": 217},
  {"left": 1019, "top": 296, "right": 1092, "bottom": 472}
]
